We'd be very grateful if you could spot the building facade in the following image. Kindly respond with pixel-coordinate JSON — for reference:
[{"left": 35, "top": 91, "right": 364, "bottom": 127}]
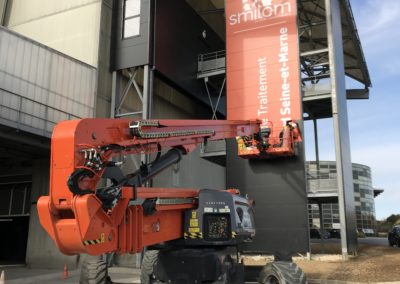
[
  {"left": 0, "top": 0, "right": 372, "bottom": 267},
  {"left": 307, "top": 161, "right": 379, "bottom": 235}
]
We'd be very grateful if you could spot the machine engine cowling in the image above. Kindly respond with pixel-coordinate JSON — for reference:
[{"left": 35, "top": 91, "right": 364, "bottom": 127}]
[{"left": 183, "top": 189, "right": 255, "bottom": 246}]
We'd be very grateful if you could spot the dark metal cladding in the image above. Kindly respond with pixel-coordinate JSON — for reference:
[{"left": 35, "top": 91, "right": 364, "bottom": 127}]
[
  {"left": 153, "top": 0, "right": 225, "bottom": 106},
  {"left": 226, "top": 138, "right": 310, "bottom": 258},
  {"left": 111, "top": 0, "right": 153, "bottom": 70}
]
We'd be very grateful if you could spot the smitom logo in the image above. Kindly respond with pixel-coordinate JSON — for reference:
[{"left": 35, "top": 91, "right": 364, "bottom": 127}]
[{"left": 229, "top": 0, "right": 291, "bottom": 25}]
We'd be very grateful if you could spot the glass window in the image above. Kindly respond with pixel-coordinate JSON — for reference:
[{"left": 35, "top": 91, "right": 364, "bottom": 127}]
[
  {"left": 322, "top": 204, "right": 331, "bottom": 210},
  {"left": 124, "top": 17, "right": 140, "bottom": 38},
  {"left": 123, "top": 0, "right": 141, "bottom": 38},
  {"left": 125, "top": 0, "right": 140, "bottom": 17},
  {"left": 320, "top": 173, "right": 329, "bottom": 179},
  {"left": 0, "top": 186, "right": 11, "bottom": 215}
]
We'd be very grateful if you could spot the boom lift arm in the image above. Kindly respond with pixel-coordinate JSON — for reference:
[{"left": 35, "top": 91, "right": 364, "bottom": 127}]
[{"left": 38, "top": 118, "right": 262, "bottom": 256}]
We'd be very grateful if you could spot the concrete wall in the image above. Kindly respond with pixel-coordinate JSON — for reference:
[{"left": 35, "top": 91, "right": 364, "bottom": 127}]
[
  {"left": 5, "top": 0, "right": 102, "bottom": 67},
  {"left": 0, "top": 0, "right": 7, "bottom": 24},
  {"left": 0, "top": 26, "right": 97, "bottom": 137},
  {"left": 95, "top": 0, "right": 114, "bottom": 118}
]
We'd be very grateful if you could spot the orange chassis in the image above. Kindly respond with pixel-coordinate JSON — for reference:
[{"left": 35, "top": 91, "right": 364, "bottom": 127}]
[{"left": 38, "top": 186, "right": 199, "bottom": 255}]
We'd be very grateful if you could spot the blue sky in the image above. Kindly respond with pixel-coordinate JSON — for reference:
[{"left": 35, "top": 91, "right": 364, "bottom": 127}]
[{"left": 304, "top": 0, "right": 400, "bottom": 220}]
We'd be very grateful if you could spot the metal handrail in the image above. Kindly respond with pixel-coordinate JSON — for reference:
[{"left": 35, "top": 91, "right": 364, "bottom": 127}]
[
  {"left": 197, "top": 50, "right": 227, "bottom": 76},
  {"left": 198, "top": 50, "right": 226, "bottom": 62},
  {"left": 306, "top": 172, "right": 338, "bottom": 180}
]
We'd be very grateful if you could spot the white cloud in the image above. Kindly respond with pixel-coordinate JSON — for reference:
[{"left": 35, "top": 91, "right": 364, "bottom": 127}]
[
  {"left": 353, "top": 0, "right": 400, "bottom": 77},
  {"left": 356, "top": 0, "right": 400, "bottom": 46}
]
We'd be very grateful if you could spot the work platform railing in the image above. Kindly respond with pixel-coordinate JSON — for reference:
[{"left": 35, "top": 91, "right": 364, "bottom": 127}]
[{"left": 197, "top": 50, "right": 226, "bottom": 79}]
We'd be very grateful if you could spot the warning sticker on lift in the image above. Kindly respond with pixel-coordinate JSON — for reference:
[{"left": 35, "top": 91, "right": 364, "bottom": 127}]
[
  {"left": 189, "top": 227, "right": 200, "bottom": 233},
  {"left": 219, "top": 206, "right": 231, "bottom": 213},
  {"left": 190, "top": 218, "right": 199, "bottom": 227},
  {"left": 184, "top": 232, "right": 203, "bottom": 239},
  {"left": 83, "top": 233, "right": 105, "bottom": 246}
]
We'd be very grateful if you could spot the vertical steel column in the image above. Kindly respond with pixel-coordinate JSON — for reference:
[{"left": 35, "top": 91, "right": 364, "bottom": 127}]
[
  {"left": 137, "top": 65, "right": 154, "bottom": 268},
  {"left": 141, "top": 65, "right": 154, "bottom": 175},
  {"left": 142, "top": 65, "right": 153, "bottom": 119},
  {"left": 111, "top": 66, "right": 154, "bottom": 267},
  {"left": 110, "top": 71, "right": 119, "bottom": 118},
  {"left": 325, "top": 0, "right": 357, "bottom": 260},
  {"left": 141, "top": 65, "right": 154, "bottom": 180},
  {"left": 313, "top": 119, "right": 320, "bottom": 171},
  {"left": 318, "top": 203, "right": 325, "bottom": 254}
]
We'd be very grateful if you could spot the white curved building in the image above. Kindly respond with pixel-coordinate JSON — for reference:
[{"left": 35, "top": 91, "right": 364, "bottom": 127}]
[{"left": 307, "top": 161, "right": 382, "bottom": 235}]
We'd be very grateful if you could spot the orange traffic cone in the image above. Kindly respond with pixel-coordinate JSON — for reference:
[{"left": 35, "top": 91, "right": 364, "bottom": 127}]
[
  {"left": 0, "top": 270, "right": 5, "bottom": 284},
  {"left": 63, "top": 264, "right": 69, "bottom": 279}
]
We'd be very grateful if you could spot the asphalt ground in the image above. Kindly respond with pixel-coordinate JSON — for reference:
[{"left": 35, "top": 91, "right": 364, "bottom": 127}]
[
  {"left": 2, "top": 266, "right": 397, "bottom": 284},
  {"left": 0, "top": 238, "right": 396, "bottom": 284},
  {"left": 0, "top": 266, "right": 141, "bottom": 284}
]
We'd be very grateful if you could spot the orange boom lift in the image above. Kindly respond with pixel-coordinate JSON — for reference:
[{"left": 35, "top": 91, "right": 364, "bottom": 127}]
[
  {"left": 38, "top": 119, "right": 261, "bottom": 256},
  {"left": 37, "top": 118, "right": 302, "bottom": 283}
]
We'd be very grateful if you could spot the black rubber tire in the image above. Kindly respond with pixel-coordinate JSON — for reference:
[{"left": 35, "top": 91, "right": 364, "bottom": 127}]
[
  {"left": 258, "top": 261, "right": 306, "bottom": 284},
  {"left": 140, "top": 250, "right": 159, "bottom": 284},
  {"left": 79, "top": 259, "right": 111, "bottom": 284}
]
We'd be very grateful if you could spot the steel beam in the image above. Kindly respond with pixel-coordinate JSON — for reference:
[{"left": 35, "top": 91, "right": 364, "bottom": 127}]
[
  {"left": 110, "top": 65, "right": 154, "bottom": 268},
  {"left": 313, "top": 119, "right": 320, "bottom": 171},
  {"left": 325, "top": 0, "right": 358, "bottom": 260}
]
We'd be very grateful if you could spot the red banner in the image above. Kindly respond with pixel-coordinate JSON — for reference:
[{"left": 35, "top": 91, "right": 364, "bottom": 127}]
[{"left": 226, "top": 0, "right": 301, "bottom": 131}]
